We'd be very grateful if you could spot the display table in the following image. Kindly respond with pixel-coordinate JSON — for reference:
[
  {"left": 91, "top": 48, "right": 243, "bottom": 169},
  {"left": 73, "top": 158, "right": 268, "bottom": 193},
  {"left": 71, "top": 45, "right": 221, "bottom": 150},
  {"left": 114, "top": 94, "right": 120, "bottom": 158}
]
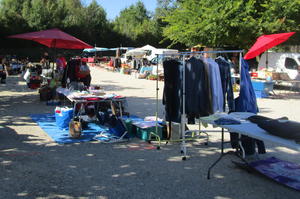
[
  {"left": 201, "top": 115, "right": 300, "bottom": 151},
  {"left": 200, "top": 113, "right": 300, "bottom": 179},
  {"left": 56, "top": 87, "right": 127, "bottom": 140},
  {"left": 56, "top": 87, "right": 127, "bottom": 119},
  {"left": 56, "top": 87, "right": 126, "bottom": 105}
]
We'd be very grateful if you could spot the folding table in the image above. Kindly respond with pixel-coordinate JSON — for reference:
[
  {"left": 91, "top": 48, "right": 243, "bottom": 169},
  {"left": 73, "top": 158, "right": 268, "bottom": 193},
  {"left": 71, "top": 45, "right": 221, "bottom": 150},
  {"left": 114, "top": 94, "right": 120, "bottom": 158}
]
[{"left": 200, "top": 115, "right": 300, "bottom": 179}]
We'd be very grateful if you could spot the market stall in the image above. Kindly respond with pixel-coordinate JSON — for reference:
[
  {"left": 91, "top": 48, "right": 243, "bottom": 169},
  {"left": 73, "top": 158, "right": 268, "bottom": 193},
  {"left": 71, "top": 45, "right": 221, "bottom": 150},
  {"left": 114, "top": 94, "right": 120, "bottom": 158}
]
[
  {"left": 8, "top": 28, "right": 93, "bottom": 89},
  {"left": 55, "top": 86, "right": 127, "bottom": 139}
]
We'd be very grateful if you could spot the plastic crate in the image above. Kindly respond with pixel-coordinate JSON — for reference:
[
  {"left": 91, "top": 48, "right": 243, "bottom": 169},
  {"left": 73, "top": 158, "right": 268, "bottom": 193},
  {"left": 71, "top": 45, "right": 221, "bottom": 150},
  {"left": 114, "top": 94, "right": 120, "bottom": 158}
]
[
  {"left": 121, "top": 116, "right": 143, "bottom": 138},
  {"left": 136, "top": 125, "right": 163, "bottom": 141},
  {"left": 255, "top": 90, "right": 269, "bottom": 98},
  {"left": 252, "top": 80, "right": 274, "bottom": 93}
]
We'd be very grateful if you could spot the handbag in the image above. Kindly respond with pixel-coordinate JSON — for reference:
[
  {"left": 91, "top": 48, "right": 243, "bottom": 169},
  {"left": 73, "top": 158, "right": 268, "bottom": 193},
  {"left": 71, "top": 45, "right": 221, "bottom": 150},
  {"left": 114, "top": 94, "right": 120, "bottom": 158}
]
[{"left": 69, "top": 118, "right": 82, "bottom": 138}]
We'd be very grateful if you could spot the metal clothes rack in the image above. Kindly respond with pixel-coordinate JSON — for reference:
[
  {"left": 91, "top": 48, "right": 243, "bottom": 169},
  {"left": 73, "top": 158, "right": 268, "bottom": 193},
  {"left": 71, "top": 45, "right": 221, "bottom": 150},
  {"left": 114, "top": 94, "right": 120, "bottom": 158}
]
[{"left": 154, "top": 50, "right": 244, "bottom": 159}]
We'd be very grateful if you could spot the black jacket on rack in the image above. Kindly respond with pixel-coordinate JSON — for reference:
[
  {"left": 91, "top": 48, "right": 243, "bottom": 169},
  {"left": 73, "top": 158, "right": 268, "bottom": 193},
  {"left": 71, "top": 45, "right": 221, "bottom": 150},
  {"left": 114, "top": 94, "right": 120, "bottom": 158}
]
[
  {"left": 215, "top": 57, "right": 235, "bottom": 112},
  {"left": 185, "top": 57, "right": 212, "bottom": 118},
  {"left": 163, "top": 59, "right": 182, "bottom": 123}
]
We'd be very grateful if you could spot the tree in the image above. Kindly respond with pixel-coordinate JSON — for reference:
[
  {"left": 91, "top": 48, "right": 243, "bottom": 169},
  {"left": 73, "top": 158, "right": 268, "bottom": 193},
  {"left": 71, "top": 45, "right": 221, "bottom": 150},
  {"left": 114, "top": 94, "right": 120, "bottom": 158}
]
[
  {"left": 0, "top": 0, "right": 114, "bottom": 48},
  {"left": 80, "top": 0, "right": 109, "bottom": 46},
  {"left": 113, "top": 1, "right": 149, "bottom": 41},
  {"left": 62, "top": 0, "right": 84, "bottom": 28},
  {"left": 154, "top": 0, "right": 186, "bottom": 49},
  {"left": 0, "top": 0, "right": 30, "bottom": 33},
  {"left": 162, "top": 0, "right": 300, "bottom": 49},
  {"left": 22, "top": 0, "right": 68, "bottom": 30},
  {"left": 155, "top": 0, "right": 178, "bottom": 18},
  {"left": 113, "top": 1, "right": 167, "bottom": 47}
]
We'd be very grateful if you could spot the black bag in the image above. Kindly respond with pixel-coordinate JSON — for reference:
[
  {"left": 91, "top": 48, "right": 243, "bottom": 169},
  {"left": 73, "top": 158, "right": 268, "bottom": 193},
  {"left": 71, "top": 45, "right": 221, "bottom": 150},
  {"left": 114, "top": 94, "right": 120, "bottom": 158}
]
[{"left": 39, "top": 86, "right": 52, "bottom": 101}]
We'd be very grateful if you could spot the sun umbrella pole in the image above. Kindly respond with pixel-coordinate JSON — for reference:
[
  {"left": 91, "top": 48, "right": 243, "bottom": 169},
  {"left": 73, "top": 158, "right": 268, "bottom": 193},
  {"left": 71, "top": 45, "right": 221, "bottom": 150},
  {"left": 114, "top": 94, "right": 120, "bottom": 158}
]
[
  {"left": 266, "top": 50, "right": 268, "bottom": 69},
  {"left": 155, "top": 54, "right": 159, "bottom": 147},
  {"left": 51, "top": 39, "right": 57, "bottom": 79}
]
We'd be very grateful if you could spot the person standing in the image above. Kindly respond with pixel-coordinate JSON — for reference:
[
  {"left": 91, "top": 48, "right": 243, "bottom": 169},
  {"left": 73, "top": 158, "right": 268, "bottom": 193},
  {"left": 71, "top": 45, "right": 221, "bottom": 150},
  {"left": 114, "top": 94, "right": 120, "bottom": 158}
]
[
  {"left": 40, "top": 52, "right": 50, "bottom": 69},
  {"left": 0, "top": 55, "right": 7, "bottom": 84},
  {"left": 56, "top": 54, "right": 67, "bottom": 78},
  {"left": 76, "top": 60, "right": 91, "bottom": 87}
]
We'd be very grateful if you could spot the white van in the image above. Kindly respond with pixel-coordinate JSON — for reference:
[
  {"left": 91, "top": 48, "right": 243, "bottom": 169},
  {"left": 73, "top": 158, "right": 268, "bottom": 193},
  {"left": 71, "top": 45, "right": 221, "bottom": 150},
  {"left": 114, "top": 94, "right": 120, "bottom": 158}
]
[{"left": 258, "top": 52, "right": 300, "bottom": 80}]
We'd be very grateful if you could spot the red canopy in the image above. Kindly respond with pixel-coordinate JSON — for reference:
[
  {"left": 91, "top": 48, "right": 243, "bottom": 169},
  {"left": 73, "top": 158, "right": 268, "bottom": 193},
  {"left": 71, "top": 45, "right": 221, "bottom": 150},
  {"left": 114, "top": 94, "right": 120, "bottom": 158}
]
[
  {"left": 8, "top": 28, "right": 93, "bottom": 49},
  {"left": 244, "top": 32, "right": 296, "bottom": 60}
]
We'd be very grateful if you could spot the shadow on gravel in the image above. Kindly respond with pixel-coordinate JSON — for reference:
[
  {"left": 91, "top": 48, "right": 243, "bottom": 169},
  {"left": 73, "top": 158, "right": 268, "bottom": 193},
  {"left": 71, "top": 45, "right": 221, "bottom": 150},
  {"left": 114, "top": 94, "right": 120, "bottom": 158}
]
[
  {"left": 0, "top": 75, "right": 37, "bottom": 93},
  {"left": 125, "top": 96, "right": 163, "bottom": 119},
  {"left": 1, "top": 123, "right": 299, "bottom": 199},
  {"left": 0, "top": 94, "right": 53, "bottom": 126},
  {"left": 1, "top": 74, "right": 300, "bottom": 198}
]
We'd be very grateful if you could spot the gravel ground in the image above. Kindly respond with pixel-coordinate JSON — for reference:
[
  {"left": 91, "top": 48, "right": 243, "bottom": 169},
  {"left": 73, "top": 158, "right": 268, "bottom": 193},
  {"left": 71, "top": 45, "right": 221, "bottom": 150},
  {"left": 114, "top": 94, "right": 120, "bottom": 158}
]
[{"left": 0, "top": 67, "right": 300, "bottom": 199}]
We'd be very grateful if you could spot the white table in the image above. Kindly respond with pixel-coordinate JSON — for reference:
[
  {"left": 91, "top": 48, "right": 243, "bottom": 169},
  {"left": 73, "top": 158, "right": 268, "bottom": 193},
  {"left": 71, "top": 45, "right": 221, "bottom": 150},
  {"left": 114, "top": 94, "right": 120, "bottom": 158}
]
[
  {"left": 201, "top": 118, "right": 300, "bottom": 151},
  {"left": 200, "top": 115, "right": 300, "bottom": 179}
]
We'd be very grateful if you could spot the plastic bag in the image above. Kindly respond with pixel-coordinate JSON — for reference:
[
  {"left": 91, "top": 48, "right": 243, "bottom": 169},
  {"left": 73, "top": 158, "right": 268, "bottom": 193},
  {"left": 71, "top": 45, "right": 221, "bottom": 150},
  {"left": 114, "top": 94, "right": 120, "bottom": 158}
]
[
  {"left": 23, "top": 69, "right": 30, "bottom": 82},
  {"left": 108, "top": 115, "right": 127, "bottom": 138},
  {"left": 55, "top": 107, "right": 74, "bottom": 130}
]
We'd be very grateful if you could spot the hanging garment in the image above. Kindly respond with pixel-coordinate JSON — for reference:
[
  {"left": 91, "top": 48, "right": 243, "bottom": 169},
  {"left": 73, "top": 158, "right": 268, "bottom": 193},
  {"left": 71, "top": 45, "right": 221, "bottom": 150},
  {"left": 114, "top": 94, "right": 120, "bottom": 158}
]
[
  {"left": 235, "top": 58, "right": 258, "bottom": 113},
  {"left": 215, "top": 57, "right": 235, "bottom": 112},
  {"left": 231, "top": 58, "right": 266, "bottom": 155},
  {"left": 205, "top": 58, "right": 224, "bottom": 113},
  {"left": 163, "top": 59, "right": 182, "bottom": 123},
  {"left": 185, "top": 57, "right": 212, "bottom": 118}
]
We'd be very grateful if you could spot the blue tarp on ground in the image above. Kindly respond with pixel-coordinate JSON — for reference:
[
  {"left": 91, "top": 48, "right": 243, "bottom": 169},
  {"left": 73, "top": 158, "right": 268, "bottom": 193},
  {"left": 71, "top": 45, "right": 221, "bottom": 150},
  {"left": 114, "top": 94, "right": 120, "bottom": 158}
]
[
  {"left": 30, "top": 114, "right": 108, "bottom": 144},
  {"left": 249, "top": 157, "right": 300, "bottom": 191}
]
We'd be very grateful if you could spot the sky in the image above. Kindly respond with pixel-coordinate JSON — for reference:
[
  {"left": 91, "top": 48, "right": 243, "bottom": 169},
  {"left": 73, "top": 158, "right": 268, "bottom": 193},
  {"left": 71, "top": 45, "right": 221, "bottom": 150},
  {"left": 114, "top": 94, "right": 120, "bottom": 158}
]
[{"left": 83, "top": 0, "right": 158, "bottom": 20}]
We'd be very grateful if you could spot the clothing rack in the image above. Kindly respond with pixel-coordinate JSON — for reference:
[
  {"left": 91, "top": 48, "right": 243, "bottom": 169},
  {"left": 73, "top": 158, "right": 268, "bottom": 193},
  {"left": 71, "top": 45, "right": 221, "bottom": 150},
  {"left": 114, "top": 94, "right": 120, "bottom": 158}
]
[{"left": 155, "top": 50, "right": 244, "bottom": 158}]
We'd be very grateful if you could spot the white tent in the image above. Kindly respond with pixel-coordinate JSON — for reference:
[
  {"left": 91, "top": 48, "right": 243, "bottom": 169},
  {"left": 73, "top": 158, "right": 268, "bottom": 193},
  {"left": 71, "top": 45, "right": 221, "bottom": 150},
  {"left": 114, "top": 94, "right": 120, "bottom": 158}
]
[
  {"left": 140, "top": 44, "right": 157, "bottom": 51},
  {"left": 125, "top": 48, "right": 147, "bottom": 57}
]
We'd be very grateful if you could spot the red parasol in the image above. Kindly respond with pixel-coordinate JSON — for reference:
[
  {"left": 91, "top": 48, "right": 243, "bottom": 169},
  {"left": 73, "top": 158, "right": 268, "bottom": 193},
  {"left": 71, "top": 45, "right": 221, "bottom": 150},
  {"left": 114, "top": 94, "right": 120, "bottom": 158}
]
[
  {"left": 244, "top": 32, "right": 296, "bottom": 60},
  {"left": 8, "top": 28, "right": 92, "bottom": 49}
]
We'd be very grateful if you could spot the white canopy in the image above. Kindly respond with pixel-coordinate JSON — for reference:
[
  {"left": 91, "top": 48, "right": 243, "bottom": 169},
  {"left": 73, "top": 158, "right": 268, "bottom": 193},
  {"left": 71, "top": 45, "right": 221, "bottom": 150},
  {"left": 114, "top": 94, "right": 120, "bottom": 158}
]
[
  {"left": 125, "top": 48, "right": 147, "bottom": 57},
  {"left": 140, "top": 44, "right": 157, "bottom": 51}
]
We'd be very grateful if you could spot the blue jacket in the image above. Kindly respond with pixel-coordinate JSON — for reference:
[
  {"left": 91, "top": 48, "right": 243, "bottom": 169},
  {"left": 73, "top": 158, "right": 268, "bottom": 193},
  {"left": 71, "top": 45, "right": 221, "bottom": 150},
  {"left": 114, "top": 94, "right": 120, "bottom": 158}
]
[
  {"left": 215, "top": 57, "right": 235, "bottom": 112},
  {"left": 205, "top": 58, "right": 224, "bottom": 113},
  {"left": 235, "top": 58, "right": 258, "bottom": 114}
]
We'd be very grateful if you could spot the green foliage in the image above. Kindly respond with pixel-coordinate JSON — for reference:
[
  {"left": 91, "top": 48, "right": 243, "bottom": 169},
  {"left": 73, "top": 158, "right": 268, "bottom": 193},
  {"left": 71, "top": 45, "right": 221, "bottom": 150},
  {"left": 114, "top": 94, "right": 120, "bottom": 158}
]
[
  {"left": 163, "top": 0, "right": 300, "bottom": 49},
  {"left": 0, "top": 0, "right": 164, "bottom": 49},
  {"left": 112, "top": 0, "right": 177, "bottom": 48},
  {"left": 0, "top": 0, "right": 30, "bottom": 33},
  {"left": 22, "top": 0, "right": 67, "bottom": 29},
  {"left": 0, "top": 0, "right": 299, "bottom": 54},
  {"left": 0, "top": 0, "right": 114, "bottom": 48},
  {"left": 113, "top": 1, "right": 150, "bottom": 41}
]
